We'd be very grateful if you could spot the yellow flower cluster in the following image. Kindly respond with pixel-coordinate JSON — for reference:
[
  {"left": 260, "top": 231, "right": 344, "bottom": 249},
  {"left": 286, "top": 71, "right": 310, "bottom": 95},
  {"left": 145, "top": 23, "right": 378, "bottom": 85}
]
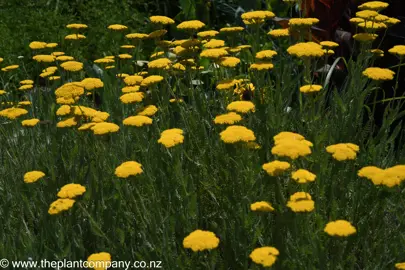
[
  {"left": 358, "top": 1, "right": 389, "bottom": 11},
  {"left": 220, "top": 125, "right": 256, "bottom": 144},
  {"left": 90, "top": 122, "right": 120, "bottom": 135},
  {"left": 287, "top": 192, "right": 315, "bottom": 212},
  {"left": 250, "top": 201, "right": 274, "bottom": 212},
  {"left": 241, "top": 10, "right": 275, "bottom": 25},
  {"left": 262, "top": 160, "right": 291, "bottom": 176},
  {"left": 226, "top": 101, "right": 255, "bottom": 113},
  {"left": 358, "top": 165, "right": 405, "bottom": 187},
  {"left": 123, "top": 115, "right": 153, "bottom": 127},
  {"left": 300, "top": 84, "right": 322, "bottom": 93},
  {"left": 324, "top": 220, "right": 356, "bottom": 237},
  {"left": 0, "top": 107, "right": 28, "bottom": 120},
  {"left": 57, "top": 183, "right": 86, "bottom": 199},
  {"left": 60, "top": 61, "right": 83, "bottom": 72},
  {"left": 22, "top": 118, "right": 40, "bottom": 127},
  {"left": 326, "top": 143, "right": 360, "bottom": 161},
  {"left": 183, "top": 230, "right": 220, "bottom": 252},
  {"left": 271, "top": 131, "right": 313, "bottom": 159},
  {"left": 115, "top": 161, "right": 144, "bottom": 178},
  {"left": 363, "top": 67, "right": 395, "bottom": 80},
  {"left": 150, "top": 15, "right": 175, "bottom": 25},
  {"left": 289, "top": 18, "right": 319, "bottom": 27},
  {"left": 158, "top": 128, "right": 184, "bottom": 148},
  {"left": 389, "top": 45, "right": 405, "bottom": 57},
  {"left": 177, "top": 20, "right": 205, "bottom": 31},
  {"left": 287, "top": 42, "right": 325, "bottom": 58},
  {"left": 48, "top": 198, "right": 75, "bottom": 215},
  {"left": 249, "top": 247, "right": 279, "bottom": 267},
  {"left": 24, "top": 171, "right": 45, "bottom": 183},
  {"left": 268, "top": 28, "right": 290, "bottom": 38},
  {"left": 214, "top": 112, "right": 242, "bottom": 125},
  {"left": 291, "top": 169, "right": 316, "bottom": 183}
]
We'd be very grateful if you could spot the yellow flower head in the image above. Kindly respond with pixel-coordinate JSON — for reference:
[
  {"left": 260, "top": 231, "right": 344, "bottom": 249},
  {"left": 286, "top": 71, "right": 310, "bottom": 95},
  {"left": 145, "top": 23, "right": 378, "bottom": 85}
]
[
  {"left": 300, "top": 84, "right": 322, "bottom": 93},
  {"left": 250, "top": 62, "right": 274, "bottom": 71},
  {"left": 358, "top": 1, "right": 389, "bottom": 11},
  {"left": 218, "top": 57, "right": 240, "bottom": 68},
  {"left": 20, "top": 79, "right": 34, "bottom": 85},
  {"left": 256, "top": 50, "right": 277, "bottom": 60},
  {"left": 389, "top": 45, "right": 405, "bottom": 57},
  {"left": 197, "top": 30, "right": 219, "bottom": 38},
  {"left": 1, "top": 65, "right": 19, "bottom": 71},
  {"left": 150, "top": 15, "right": 175, "bottom": 25},
  {"left": 358, "top": 21, "right": 387, "bottom": 30},
  {"left": 22, "top": 118, "right": 40, "bottom": 127},
  {"left": 126, "top": 33, "right": 149, "bottom": 40},
  {"left": 320, "top": 41, "right": 339, "bottom": 48},
  {"left": 48, "top": 198, "right": 75, "bottom": 215},
  {"left": 214, "top": 112, "right": 242, "bottom": 125},
  {"left": 108, "top": 24, "right": 128, "bottom": 31},
  {"left": 203, "top": 39, "right": 225, "bottom": 49},
  {"left": 268, "top": 28, "right": 290, "bottom": 38},
  {"left": 220, "top": 125, "right": 256, "bottom": 144},
  {"left": 148, "top": 29, "right": 168, "bottom": 39},
  {"left": 60, "top": 61, "right": 83, "bottom": 72},
  {"left": 291, "top": 169, "right": 316, "bottom": 183},
  {"left": 262, "top": 161, "right": 291, "bottom": 176},
  {"left": 249, "top": 247, "right": 279, "bottom": 267},
  {"left": 386, "top": 17, "right": 401, "bottom": 26},
  {"left": 121, "top": 45, "right": 136, "bottom": 49},
  {"left": 94, "top": 58, "right": 114, "bottom": 64},
  {"left": 220, "top": 26, "right": 244, "bottom": 33},
  {"left": 122, "top": 86, "right": 140, "bottom": 93},
  {"left": 226, "top": 101, "right": 255, "bottom": 113},
  {"left": 29, "top": 41, "right": 47, "bottom": 49},
  {"left": 124, "top": 75, "right": 143, "bottom": 86},
  {"left": 150, "top": 51, "right": 165, "bottom": 59},
  {"left": 216, "top": 79, "right": 238, "bottom": 90},
  {"left": 81, "top": 78, "right": 104, "bottom": 91},
  {"left": 200, "top": 48, "right": 229, "bottom": 59},
  {"left": 0, "top": 107, "right": 28, "bottom": 120},
  {"left": 396, "top": 263, "right": 405, "bottom": 269},
  {"left": 115, "top": 161, "right": 143, "bottom": 178},
  {"left": 272, "top": 139, "right": 312, "bottom": 159},
  {"left": 18, "top": 85, "right": 34, "bottom": 91},
  {"left": 326, "top": 143, "right": 360, "bottom": 161},
  {"left": 141, "top": 75, "right": 164, "bottom": 87},
  {"left": 120, "top": 92, "right": 145, "bottom": 104},
  {"left": 148, "top": 58, "right": 172, "bottom": 69},
  {"left": 287, "top": 42, "right": 325, "bottom": 58},
  {"left": 289, "top": 18, "right": 319, "bottom": 27},
  {"left": 158, "top": 128, "right": 184, "bottom": 148},
  {"left": 324, "top": 220, "right": 356, "bottom": 237},
  {"left": 356, "top": 10, "right": 379, "bottom": 19},
  {"left": 78, "top": 123, "right": 97, "bottom": 131},
  {"left": 87, "top": 252, "right": 111, "bottom": 270},
  {"left": 241, "top": 11, "right": 275, "bottom": 24},
  {"left": 177, "top": 20, "right": 206, "bottom": 31},
  {"left": 55, "top": 82, "right": 84, "bottom": 99},
  {"left": 183, "top": 230, "right": 220, "bottom": 252},
  {"left": 358, "top": 165, "right": 405, "bottom": 187},
  {"left": 66, "top": 23, "right": 88, "bottom": 29},
  {"left": 24, "top": 171, "right": 45, "bottom": 183},
  {"left": 123, "top": 115, "right": 153, "bottom": 127},
  {"left": 57, "top": 183, "right": 86, "bottom": 199},
  {"left": 65, "top": 34, "right": 86, "bottom": 40},
  {"left": 287, "top": 192, "right": 314, "bottom": 212},
  {"left": 57, "top": 117, "right": 77, "bottom": 128},
  {"left": 33, "top": 55, "right": 55, "bottom": 63},
  {"left": 353, "top": 33, "right": 378, "bottom": 42},
  {"left": 118, "top": 54, "right": 132, "bottom": 59},
  {"left": 363, "top": 67, "right": 395, "bottom": 81},
  {"left": 138, "top": 105, "right": 158, "bottom": 116},
  {"left": 250, "top": 201, "right": 274, "bottom": 212},
  {"left": 91, "top": 122, "right": 119, "bottom": 135}
]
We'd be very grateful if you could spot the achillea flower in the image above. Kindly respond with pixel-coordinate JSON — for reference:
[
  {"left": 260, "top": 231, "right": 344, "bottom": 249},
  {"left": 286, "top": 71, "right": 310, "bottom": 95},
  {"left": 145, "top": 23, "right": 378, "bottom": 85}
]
[
  {"left": 250, "top": 201, "right": 274, "bottom": 212},
  {"left": 200, "top": 48, "right": 229, "bottom": 59},
  {"left": 220, "top": 125, "right": 256, "bottom": 143},
  {"left": 256, "top": 50, "right": 277, "bottom": 60},
  {"left": 326, "top": 143, "right": 360, "bottom": 161},
  {"left": 66, "top": 23, "right": 88, "bottom": 29},
  {"left": 250, "top": 62, "right": 274, "bottom": 71},
  {"left": 122, "top": 86, "right": 140, "bottom": 93},
  {"left": 124, "top": 75, "right": 143, "bottom": 86},
  {"left": 300, "top": 84, "right": 322, "bottom": 93},
  {"left": 115, "top": 161, "right": 144, "bottom": 178},
  {"left": 220, "top": 26, "right": 244, "bottom": 33},
  {"left": 169, "top": 98, "right": 184, "bottom": 103},
  {"left": 56, "top": 105, "right": 71, "bottom": 116},
  {"left": 272, "top": 139, "right": 312, "bottom": 159},
  {"left": 172, "top": 63, "right": 186, "bottom": 71},
  {"left": 43, "top": 66, "right": 58, "bottom": 73},
  {"left": 158, "top": 128, "right": 184, "bottom": 148},
  {"left": 120, "top": 92, "right": 145, "bottom": 104},
  {"left": 123, "top": 115, "right": 153, "bottom": 127},
  {"left": 108, "top": 24, "right": 128, "bottom": 31},
  {"left": 214, "top": 112, "right": 242, "bottom": 125},
  {"left": 55, "top": 82, "right": 84, "bottom": 99},
  {"left": 273, "top": 131, "right": 310, "bottom": 145},
  {"left": 29, "top": 41, "right": 47, "bottom": 49},
  {"left": 22, "top": 118, "right": 40, "bottom": 127},
  {"left": 150, "top": 51, "right": 165, "bottom": 59},
  {"left": 48, "top": 198, "right": 75, "bottom": 215},
  {"left": 57, "top": 183, "right": 86, "bottom": 199},
  {"left": 0, "top": 107, "right": 28, "bottom": 119},
  {"left": 121, "top": 45, "right": 136, "bottom": 49},
  {"left": 324, "top": 220, "right": 356, "bottom": 237},
  {"left": 389, "top": 45, "right": 405, "bottom": 57},
  {"left": 20, "top": 80, "right": 34, "bottom": 85},
  {"left": 118, "top": 54, "right": 132, "bottom": 59},
  {"left": 286, "top": 192, "right": 314, "bottom": 212},
  {"left": 87, "top": 252, "right": 111, "bottom": 269},
  {"left": 216, "top": 79, "right": 238, "bottom": 90},
  {"left": 138, "top": 105, "right": 158, "bottom": 116},
  {"left": 358, "top": 165, "right": 405, "bottom": 187},
  {"left": 291, "top": 169, "right": 316, "bottom": 183},
  {"left": 249, "top": 247, "right": 279, "bottom": 267},
  {"left": 227, "top": 101, "right": 255, "bottom": 113},
  {"left": 92, "top": 111, "right": 110, "bottom": 122},
  {"left": 268, "top": 29, "right": 290, "bottom": 37},
  {"left": 77, "top": 123, "right": 97, "bottom": 131},
  {"left": 374, "top": 14, "right": 389, "bottom": 22},
  {"left": 1, "top": 65, "right": 19, "bottom": 71},
  {"left": 287, "top": 42, "right": 325, "bottom": 58},
  {"left": 56, "top": 97, "right": 77, "bottom": 105},
  {"left": 18, "top": 85, "right": 34, "bottom": 91},
  {"left": 358, "top": 1, "right": 389, "bottom": 11},
  {"left": 197, "top": 30, "right": 219, "bottom": 38},
  {"left": 46, "top": 43, "right": 58, "bottom": 48},
  {"left": 320, "top": 41, "right": 339, "bottom": 48},
  {"left": 72, "top": 106, "right": 98, "bottom": 118},
  {"left": 91, "top": 122, "right": 119, "bottom": 135},
  {"left": 262, "top": 161, "right": 291, "bottom": 176},
  {"left": 56, "top": 56, "right": 74, "bottom": 61},
  {"left": 358, "top": 21, "right": 387, "bottom": 30},
  {"left": 116, "top": 73, "right": 129, "bottom": 78},
  {"left": 148, "top": 58, "right": 172, "bottom": 69},
  {"left": 289, "top": 18, "right": 319, "bottom": 27},
  {"left": 177, "top": 20, "right": 205, "bottom": 31},
  {"left": 126, "top": 33, "right": 149, "bottom": 40},
  {"left": 241, "top": 11, "right": 275, "bottom": 25},
  {"left": 94, "top": 58, "right": 115, "bottom": 64},
  {"left": 356, "top": 10, "right": 379, "bottom": 19},
  {"left": 353, "top": 33, "right": 378, "bottom": 42},
  {"left": 141, "top": 75, "right": 164, "bottom": 87},
  {"left": 150, "top": 15, "right": 175, "bottom": 25},
  {"left": 57, "top": 117, "right": 77, "bottom": 128},
  {"left": 60, "top": 61, "right": 83, "bottom": 72},
  {"left": 363, "top": 67, "right": 395, "bottom": 81},
  {"left": 203, "top": 39, "right": 225, "bottom": 49},
  {"left": 350, "top": 17, "right": 365, "bottom": 24},
  {"left": 48, "top": 76, "right": 61, "bottom": 81},
  {"left": 24, "top": 171, "right": 45, "bottom": 183},
  {"left": 324, "top": 49, "right": 335, "bottom": 56},
  {"left": 18, "top": 101, "right": 31, "bottom": 106},
  {"left": 183, "top": 230, "right": 220, "bottom": 252},
  {"left": 218, "top": 57, "right": 240, "bottom": 68},
  {"left": 52, "top": 52, "right": 65, "bottom": 56},
  {"left": 33, "top": 55, "right": 55, "bottom": 63},
  {"left": 386, "top": 17, "right": 401, "bottom": 26},
  {"left": 81, "top": 78, "right": 104, "bottom": 90},
  {"left": 65, "top": 34, "right": 86, "bottom": 40},
  {"left": 148, "top": 29, "right": 167, "bottom": 39},
  {"left": 0, "top": 90, "right": 6, "bottom": 95}
]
